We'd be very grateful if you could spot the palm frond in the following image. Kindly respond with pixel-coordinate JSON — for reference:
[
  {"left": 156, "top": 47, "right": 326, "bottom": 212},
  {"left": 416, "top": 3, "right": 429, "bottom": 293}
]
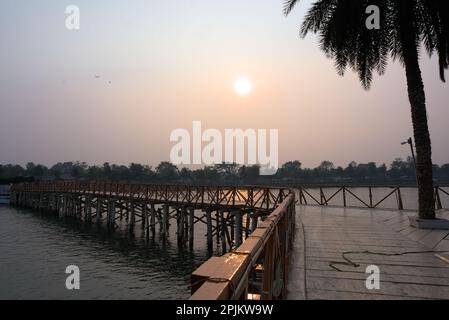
[
  {"left": 287, "top": 0, "right": 449, "bottom": 86},
  {"left": 283, "top": 0, "right": 299, "bottom": 16}
]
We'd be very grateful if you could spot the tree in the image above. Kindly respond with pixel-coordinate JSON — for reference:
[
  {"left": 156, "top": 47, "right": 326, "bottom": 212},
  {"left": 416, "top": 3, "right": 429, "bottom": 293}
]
[
  {"left": 284, "top": 0, "right": 449, "bottom": 219},
  {"left": 179, "top": 167, "right": 193, "bottom": 181},
  {"left": 280, "top": 161, "right": 302, "bottom": 179},
  {"left": 86, "top": 165, "right": 103, "bottom": 181},
  {"left": 239, "top": 165, "right": 260, "bottom": 182},
  {"left": 102, "top": 162, "right": 112, "bottom": 179},
  {"left": 156, "top": 162, "right": 179, "bottom": 181},
  {"left": 318, "top": 160, "right": 335, "bottom": 173}
]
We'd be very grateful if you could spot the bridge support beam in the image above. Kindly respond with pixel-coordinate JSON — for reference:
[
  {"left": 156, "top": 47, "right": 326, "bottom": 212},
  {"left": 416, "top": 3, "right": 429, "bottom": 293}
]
[
  {"left": 177, "top": 206, "right": 183, "bottom": 245},
  {"left": 108, "top": 199, "right": 116, "bottom": 229},
  {"left": 206, "top": 209, "right": 213, "bottom": 253},
  {"left": 129, "top": 201, "right": 136, "bottom": 233},
  {"left": 143, "top": 204, "right": 149, "bottom": 238},
  {"left": 85, "top": 196, "right": 92, "bottom": 223},
  {"left": 96, "top": 198, "right": 102, "bottom": 224},
  {"left": 220, "top": 210, "right": 227, "bottom": 255},
  {"left": 234, "top": 211, "right": 243, "bottom": 247},
  {"left": 215, "top": 211, "right": 220, "bottom": 245},
  {"left": 162, "top": 205, "right": 169, "bottom": 239},
  {"left": 189, "top": 207, "right": 194, "bottom": 250},
  {"left": 150, "top": 204, "right": 156, "bottom": 236}
]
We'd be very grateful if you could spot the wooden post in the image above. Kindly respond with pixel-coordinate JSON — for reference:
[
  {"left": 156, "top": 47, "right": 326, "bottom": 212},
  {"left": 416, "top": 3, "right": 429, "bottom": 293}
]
[
  {"left": 76, "top": 196, "right": 81, "bottom": 218},
  {"left": 369, "top": 187, "right": 373, "bottom": 208},
  {"left": 167, "top": 207, "right": 172, "bottom": 232},
  {"left": 85, "top": 196, "right": 92, "bottom": 223},
  {"left": 63, "top": 195, "right": 68, "bottom": 217},
  {"left": 55, "top": 195, "right": 60, "bottom": 215},
  {"left": 38, "top": 194, "right": 43, "bottom": 211},
  {"left": 206, "top": 209, "right": 213, "bottom": 252},
  {"left": 96, "top": 198, "right": 102, "bottom": 224},
  {"left": 69, "top": 196, "right": 73, "bottom": 217},
  {"left": 230, "top": 213, "right": 235, "bottom": 245},
  {"left": 183, "top": 208, "right": 188, "bottom": 244},
  {"left": 220, "top": 210, "right": 227, "bottom": 254},
  {"left": 215, "top": 211, "right": 220, "bottom": 244},
  {"left": 70, "top": 196, "right": 74, "bottom": 216},
  {"left": 141, "top": 204, "right": 146, "bottom": 230},
  {"left": 245, "top": 213, "right": 250, "bottom": 238},
  {"left": 108, "top": 199, "right": 116, "bottom": 229},
  {"left": 125, "top": 201, "right": 130, "bottom": 222},
  {"left": 397, "top": 188, "right": 404, "bottom": 210},
  {"left": 157, "top": 208, "right": 163, "bottom": 231},
  {"left": 48, "top": 195, "right": 53, "bottom": 212},
  {"left": 106, "top": 199, "right": 111, "bottom": 227},
  {"left": 177, "top": 207, "right": 183, "bottom": 245},
  {"left": 143, "top": 204, "right": 149, "bottom": 237},
  {"left": 250, "top": 212, "right": 258, "bottom": 232},
  {"left": 234, "top": 211, "right": 242, "bottom": 247},
  {"left": 129, "top": 201, "right": 136, "bottom": 233},
  {"left": 435, "top": 187, "right": 443, "bottom": 210},
  {"left": 150, "top": 204, "right": 156, "bottom": 236},
  {"left": 188, "top": 207, "right": 194, "bottom": 250},
  {"left": 342, "top": 187, "right": 347, "bottom": 207},
  {"left": 162, "top": 205, "right": 169, "bottom": 239},
  {"left": 182, "top": 207, "right": 189, "bottom": 244}
]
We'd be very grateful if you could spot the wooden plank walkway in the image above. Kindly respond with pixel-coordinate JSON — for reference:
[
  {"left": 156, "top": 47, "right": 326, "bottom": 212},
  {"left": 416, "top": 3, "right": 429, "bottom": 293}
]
[{"left": 287, "top": 206, "right": 449, "bottom": 300}]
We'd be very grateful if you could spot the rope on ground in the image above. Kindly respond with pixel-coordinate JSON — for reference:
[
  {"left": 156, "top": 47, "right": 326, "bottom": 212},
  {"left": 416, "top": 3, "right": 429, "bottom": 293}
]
[{"left": 329, "top": 250, "right": 449, "bottom": 272}]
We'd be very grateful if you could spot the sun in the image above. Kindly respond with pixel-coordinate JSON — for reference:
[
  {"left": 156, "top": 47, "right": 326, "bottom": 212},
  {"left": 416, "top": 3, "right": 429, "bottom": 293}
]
[{"left": 234, "top": 77, "right": 253, "bottom": 96}]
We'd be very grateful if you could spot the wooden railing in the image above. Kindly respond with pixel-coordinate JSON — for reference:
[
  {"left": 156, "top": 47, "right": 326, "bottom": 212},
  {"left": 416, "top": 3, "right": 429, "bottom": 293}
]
[
  {"left": 11, "top": 182, "right": 291, "bottom": 214},
  {"left": 435, "top": 186, "right": 449, "bottom": 210},
  {"left": 296, "top": 186, "right": 449, "bottom": 210},
  {"left": 190, "top": 193, "right": 296, "bottom": 300}
]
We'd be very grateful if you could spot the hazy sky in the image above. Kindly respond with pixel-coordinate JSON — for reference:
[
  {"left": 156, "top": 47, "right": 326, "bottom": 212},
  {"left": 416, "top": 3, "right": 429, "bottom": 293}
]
[{"left": 1, "top": 0, "right": 448, "bottom": 168}]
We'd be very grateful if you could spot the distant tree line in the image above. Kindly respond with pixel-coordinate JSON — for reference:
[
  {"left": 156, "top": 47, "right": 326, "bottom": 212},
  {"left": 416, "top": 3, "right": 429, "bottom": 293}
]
[{"left": 1, "top": 158, "right": 449, "bottom": 186}]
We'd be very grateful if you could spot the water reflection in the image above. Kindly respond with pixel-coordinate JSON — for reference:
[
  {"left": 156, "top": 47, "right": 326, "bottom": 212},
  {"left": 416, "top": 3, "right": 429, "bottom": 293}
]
[{"left": 0, "top": 206, "right": 212, "bottom": 300}]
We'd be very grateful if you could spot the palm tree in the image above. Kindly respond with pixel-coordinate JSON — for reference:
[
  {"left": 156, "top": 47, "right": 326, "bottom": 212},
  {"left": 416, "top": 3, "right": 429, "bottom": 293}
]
[{"left": 284, "top": 0, "right": 449, "bottom": 219}]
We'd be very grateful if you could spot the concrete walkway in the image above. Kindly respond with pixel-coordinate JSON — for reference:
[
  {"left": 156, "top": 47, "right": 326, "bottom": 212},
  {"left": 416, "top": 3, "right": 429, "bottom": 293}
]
[{"left": 287, "top": 206, "right": 449, "bottom": 300}]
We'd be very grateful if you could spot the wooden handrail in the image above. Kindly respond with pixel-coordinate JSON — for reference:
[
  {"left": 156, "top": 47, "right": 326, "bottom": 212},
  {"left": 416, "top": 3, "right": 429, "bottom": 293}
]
[
  {"left": 190, "top": 193, "right": 296, "bottom": 300},
  {"left": 11, "top": 181, "right": 291, "bottom": 214},
  {"left": 296, "top": 186, "right": 448, "bottom": 210}
]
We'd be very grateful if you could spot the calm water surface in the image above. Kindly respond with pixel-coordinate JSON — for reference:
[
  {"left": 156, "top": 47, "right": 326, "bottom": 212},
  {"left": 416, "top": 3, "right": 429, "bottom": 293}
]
[{"left": 0, "top": 205, "right": 212, "bottom": 300}]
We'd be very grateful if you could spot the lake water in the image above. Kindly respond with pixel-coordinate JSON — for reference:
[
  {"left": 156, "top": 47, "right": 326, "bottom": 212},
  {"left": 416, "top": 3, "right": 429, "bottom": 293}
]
[{"left": 0, "top": 205, "right": 213, "bottom": 300}]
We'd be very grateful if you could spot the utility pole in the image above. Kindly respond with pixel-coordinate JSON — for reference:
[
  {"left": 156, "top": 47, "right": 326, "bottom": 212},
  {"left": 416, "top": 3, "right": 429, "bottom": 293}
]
[{"left": 401, "top": 137, "right": 418, "bottom": 187}]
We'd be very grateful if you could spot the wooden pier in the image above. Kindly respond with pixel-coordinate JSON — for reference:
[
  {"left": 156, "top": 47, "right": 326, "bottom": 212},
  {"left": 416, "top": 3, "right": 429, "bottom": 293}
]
[
  {"left": 287, "top": 205, "right": 449, "bottom": 299},
  {"left": 10, "top": 182, "right": 291, "bottom": 254}
]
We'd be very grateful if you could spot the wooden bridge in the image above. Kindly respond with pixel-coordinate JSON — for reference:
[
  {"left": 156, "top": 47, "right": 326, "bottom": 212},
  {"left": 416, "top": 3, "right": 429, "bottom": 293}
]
[{"left": 10, "top": 182, "right": 291, "bottom": 254}]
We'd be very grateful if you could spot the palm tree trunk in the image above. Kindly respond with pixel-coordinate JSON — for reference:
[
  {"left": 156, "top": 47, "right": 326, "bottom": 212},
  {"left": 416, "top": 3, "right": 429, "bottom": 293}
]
[{"left": 399, "top": 2, "right": 435, "bottom": 219}]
